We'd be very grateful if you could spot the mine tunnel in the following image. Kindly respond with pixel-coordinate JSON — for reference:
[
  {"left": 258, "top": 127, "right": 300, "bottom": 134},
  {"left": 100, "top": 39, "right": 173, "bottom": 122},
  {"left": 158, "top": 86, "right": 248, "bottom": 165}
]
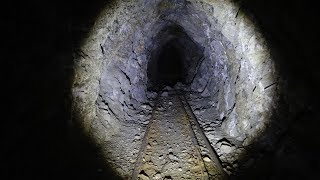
[
  {"left": 147, "top": 25, "right": 203, "bottom": 90},
  {"left": 71, "top": 0, "right": 315, "bottom": 178},
  {"left": 6, "top": 0, "right": 319, "bottom": 179}
]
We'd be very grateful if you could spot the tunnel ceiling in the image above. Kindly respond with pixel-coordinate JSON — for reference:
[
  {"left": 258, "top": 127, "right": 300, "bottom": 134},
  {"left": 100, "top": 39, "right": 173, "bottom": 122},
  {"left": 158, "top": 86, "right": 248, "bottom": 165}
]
[{"left": 72, "top": 0, "right": 282, "bottom": 177}]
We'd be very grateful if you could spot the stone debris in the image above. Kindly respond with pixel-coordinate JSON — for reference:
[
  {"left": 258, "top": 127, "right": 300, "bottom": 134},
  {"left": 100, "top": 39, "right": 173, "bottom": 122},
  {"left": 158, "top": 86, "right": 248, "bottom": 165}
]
[
  {"left": 217, "top": 139, "right": 236, "bottom": 154},
  {"left": 168, "top": 152, "right": 179, "bottom": 161},
  {"left": 161, "top": 91, "right": 169, "bottom": 97},
  {"left": 138, "top": 171, "right": 150, "bottom": 180},
  {"left": 163, "top": 86, "right": 173, "bottom": 91},
  {"left": 147, "top": 91, "right": 158, "bottom": 99},
  {"left": 132, "top": 94, "right": 223, "bottom": 179},
  {"left": 203, "top": 156, "right": 211, "bottom": 162},
  {"left": 134, "top": 134, "right": 141, "bottom": 140},
  {"left": 220, "top": 144, "right": 235, "bottom": 154},
  {"left": 153, "top": 173, "right": 162, "bottom": 179}
]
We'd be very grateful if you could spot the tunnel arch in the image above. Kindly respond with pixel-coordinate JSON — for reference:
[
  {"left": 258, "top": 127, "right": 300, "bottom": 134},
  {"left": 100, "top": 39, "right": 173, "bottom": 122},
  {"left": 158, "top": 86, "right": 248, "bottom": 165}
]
[{"left": 72, "top": 0, "right": 281, "bottom": 177}]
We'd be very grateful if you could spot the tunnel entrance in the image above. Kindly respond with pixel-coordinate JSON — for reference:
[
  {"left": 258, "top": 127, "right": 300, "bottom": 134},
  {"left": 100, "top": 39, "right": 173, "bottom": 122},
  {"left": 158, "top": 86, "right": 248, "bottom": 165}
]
[{"left": 147, "top": 25, "right": 204, "bottom": 91}]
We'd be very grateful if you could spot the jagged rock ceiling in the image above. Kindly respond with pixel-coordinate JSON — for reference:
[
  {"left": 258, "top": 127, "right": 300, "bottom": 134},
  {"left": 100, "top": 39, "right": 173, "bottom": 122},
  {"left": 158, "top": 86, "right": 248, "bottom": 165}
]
[{"left": 72, "top": 0, "right": 286, "bottom": 177}]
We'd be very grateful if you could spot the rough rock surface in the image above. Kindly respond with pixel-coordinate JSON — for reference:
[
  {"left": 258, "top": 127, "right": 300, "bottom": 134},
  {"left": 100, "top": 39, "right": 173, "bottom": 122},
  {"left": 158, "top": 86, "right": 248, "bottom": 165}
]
[{"left": 72, "top": 0, "right": 283, "bottom": 177}]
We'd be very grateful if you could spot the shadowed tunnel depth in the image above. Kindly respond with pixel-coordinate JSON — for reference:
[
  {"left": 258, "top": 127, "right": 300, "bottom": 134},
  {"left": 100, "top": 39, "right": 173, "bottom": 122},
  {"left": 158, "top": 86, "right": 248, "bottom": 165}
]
[
  {"left": 7, "top": 0, "right": 319, "bottom": 179},
  {"left": 147, "top": 25, "right": 204, "bottom": 91}
]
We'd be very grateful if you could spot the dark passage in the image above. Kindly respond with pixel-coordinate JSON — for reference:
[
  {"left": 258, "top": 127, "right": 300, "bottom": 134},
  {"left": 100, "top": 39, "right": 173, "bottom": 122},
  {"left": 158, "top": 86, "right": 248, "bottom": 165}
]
[
  {"left": 147, "top": 25, "right": 204, "bottom": 91},
  {"left": 157, "top": 41, "right": 183, "bottom": 87}
]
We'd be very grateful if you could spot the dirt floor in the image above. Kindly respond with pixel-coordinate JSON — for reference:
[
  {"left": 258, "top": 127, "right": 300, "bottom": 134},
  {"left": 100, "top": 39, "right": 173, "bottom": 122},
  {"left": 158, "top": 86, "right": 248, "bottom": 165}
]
[{"left": 132, "top": 91, "right": 225, "bottom": 180}]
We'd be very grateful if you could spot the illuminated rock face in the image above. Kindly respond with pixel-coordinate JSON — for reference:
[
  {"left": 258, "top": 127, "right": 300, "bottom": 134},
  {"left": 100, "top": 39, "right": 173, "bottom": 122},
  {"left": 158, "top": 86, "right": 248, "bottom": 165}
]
[{"left": 72, "top": 0, "right": 281, "bottom": 177}]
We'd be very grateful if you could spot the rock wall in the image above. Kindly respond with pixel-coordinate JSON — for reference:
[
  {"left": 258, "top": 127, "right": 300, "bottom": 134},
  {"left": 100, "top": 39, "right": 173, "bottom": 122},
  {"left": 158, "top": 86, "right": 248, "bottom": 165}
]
[{"left": 72, "top": 0, "right": 281, "bottom": 176}]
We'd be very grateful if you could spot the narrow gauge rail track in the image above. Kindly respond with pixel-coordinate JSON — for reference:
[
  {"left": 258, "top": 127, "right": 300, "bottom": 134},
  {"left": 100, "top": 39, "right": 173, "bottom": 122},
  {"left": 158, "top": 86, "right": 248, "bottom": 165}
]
[{"left": 131, "top": 91, "right": 227, "bottom": 180}]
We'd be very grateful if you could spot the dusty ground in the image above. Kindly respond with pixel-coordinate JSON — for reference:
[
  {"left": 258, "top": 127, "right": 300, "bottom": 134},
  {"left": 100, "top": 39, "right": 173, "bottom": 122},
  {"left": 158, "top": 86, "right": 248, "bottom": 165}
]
[{"left": 132, "top": 91, "right": 224, "bottom": 179}]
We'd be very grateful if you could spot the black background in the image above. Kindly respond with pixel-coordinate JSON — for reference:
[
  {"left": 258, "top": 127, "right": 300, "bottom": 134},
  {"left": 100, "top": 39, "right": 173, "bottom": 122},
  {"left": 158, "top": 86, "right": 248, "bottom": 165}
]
[{"left": 3, "top": 0, "right": 320, "bottom": 179}]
